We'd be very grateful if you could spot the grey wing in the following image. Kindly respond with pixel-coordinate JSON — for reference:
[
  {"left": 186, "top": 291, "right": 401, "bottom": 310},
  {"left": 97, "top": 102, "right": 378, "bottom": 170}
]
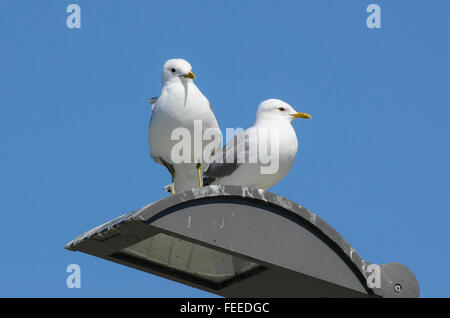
[
  {"left": 204, "top": 130, "right": 251, "bottom": 185},
  {"left": 147, "top": 96, "right": 159, "bottom": 111},
  {"left": 147, "top": 96, "right": 159, "bottom": 130}
]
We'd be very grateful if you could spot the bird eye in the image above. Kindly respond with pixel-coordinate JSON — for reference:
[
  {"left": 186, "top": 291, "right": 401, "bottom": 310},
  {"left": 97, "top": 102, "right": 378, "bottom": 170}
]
[
  {"left": 171, "top": 68, "right": 176, "bottom": 73},
  {"left": 278, "top": 107, "right": 286, "bottom": 111}
]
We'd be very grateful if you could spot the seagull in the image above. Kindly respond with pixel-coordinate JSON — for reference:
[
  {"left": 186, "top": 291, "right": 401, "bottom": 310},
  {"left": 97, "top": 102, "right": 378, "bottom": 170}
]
[
  {"left": 203, "top": 99, "right": 311, "bottom": 189},
  {"left": 148, "top": 59, "right": 221, "bottom": 194}
]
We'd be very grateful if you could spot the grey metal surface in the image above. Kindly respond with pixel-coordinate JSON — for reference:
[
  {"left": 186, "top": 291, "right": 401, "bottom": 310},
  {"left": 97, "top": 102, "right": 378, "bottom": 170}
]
[
  {"left": 66, "top": 185, "right": 419, "bottom": 298},
  {"left": 376, "top": 263, "right": 420, "bottom": 298}
]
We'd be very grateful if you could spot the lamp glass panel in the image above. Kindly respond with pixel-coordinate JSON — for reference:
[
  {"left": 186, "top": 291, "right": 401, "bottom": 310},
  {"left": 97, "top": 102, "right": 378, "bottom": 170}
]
[{"left": 120, "top": 233, "right": 261, "bottom": 284}]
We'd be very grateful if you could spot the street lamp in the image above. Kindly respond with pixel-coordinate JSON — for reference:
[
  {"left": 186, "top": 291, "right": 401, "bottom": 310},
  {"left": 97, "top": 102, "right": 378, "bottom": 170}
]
[{"left": 65, "top": 185, "right": 419, "bottom": 297}]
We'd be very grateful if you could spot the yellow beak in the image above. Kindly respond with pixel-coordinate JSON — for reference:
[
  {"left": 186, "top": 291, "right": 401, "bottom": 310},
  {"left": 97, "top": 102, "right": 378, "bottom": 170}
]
[
  {"left": 183, "top": 72, "right": 196, "bottom": 79},
  {"left": 291, "top": 112, "right": 312, "bottom": 119}
]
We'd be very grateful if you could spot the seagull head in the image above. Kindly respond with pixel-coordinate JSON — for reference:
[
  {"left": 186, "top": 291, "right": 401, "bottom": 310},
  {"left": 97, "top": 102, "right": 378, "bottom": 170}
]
[
  {"left": 255, "top": 99, "right": 311, "bottom": 125},
  {"left": 161, "top": 59, "right": 196, "bottom": 84}
]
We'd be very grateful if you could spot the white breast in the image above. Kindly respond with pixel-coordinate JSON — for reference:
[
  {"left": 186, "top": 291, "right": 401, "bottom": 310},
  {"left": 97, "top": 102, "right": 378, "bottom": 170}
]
[
  {"left": 148, "top": 80, "right": 220, "bottom": 165},
  {"left": 252, "top": 123, "right": 298, "bottom": 189}
]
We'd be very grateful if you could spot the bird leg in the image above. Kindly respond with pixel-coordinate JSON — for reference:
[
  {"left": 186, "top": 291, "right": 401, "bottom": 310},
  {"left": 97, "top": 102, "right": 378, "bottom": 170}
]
[
  {"left": 160, "top": 158, "right": 176, "bottom": 194},
  {"left": 196, "top": 163, "right": 203, "bottom": 187},
  {"left": 170, "top": 171, "right": 175, "bottom": 195}
]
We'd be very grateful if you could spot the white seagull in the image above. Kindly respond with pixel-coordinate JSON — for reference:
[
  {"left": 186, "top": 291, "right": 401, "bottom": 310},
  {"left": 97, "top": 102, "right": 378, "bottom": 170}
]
[
  {"left": 148, "top": 59, "right": 221, "bottom": 194},
  {"left": 204, "top": 99, "right": 311, "bottom": 189}
]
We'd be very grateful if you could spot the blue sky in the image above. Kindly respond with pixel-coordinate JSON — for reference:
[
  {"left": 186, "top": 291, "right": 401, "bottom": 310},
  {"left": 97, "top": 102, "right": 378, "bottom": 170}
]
[{"left": 0, "top": 1, "right": 449, "bottom": 297}]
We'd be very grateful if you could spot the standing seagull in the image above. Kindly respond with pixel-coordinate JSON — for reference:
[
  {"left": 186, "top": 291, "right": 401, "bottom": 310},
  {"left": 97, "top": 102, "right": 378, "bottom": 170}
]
[
  {"left": 148, "top": 59, "right": 221, "bottom": 194},
  {"left": 204, "top": 99, "right": 311, "bottom": 189}
]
